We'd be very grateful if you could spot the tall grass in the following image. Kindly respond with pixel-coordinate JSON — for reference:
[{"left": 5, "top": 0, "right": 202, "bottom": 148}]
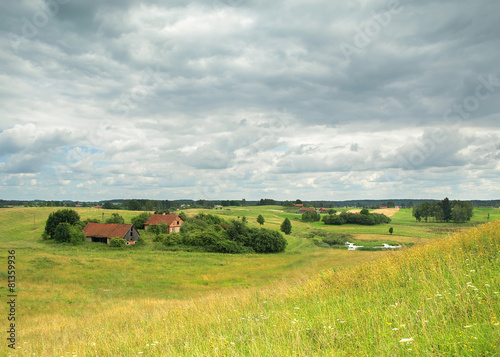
[{"left": 9, "top": 221, "right": 499, "bottom": 356}]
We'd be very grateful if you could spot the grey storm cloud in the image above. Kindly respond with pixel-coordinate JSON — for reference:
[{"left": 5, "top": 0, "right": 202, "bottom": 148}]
[{"left": 0, "top": 0, "right": 499, "bottom": 200}]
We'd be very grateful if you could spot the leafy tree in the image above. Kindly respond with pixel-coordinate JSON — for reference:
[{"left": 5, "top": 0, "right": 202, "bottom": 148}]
[
  {"left": 412, "top": 204, "right": 422, "bottom": 222},
  {"left": 125, "top": 200, "right": 142, "bottom": 211},
  {"left": 389, "top": 227, "right": 394, "bottom": 235},
  {"left": 419, "top": 201, "right": 432, "bottom": 222},
  {"left": 439, "top": 197, "right": 453, "bottom": 222},
  {"left": 387, "top": 201, "right": 396, "bottom": 208},
  {"left": 280, "top": 218, "right": 292, "bottom": 235},
  {"left": 257, "top": 214, "right": 265, "bottom": 225},
  {"left": 241, "top": 216, "right": 248, "bottom": 223},
  {"left": 452, "top": 201, "right": 474, "bottom": 223},
  {"left": 360, "top": 208, "right": 369, "bottom": 215},
  {"left": 131, "top": 212, "right": 152, "bottom": 230},
  {"left": 301, "top": 210, "right": 320, "bottom": 222},
  {"left": 105, "top": 213, "right": 124, "bottom": 224},
  {"left": 328, "top": 209, "right": 337, "bottom": 215},
  {"left": 226, "top": 220, "right": 251, "bottom": 246},
  {"left": 431, "top": 201, "right": 444, "bottom": 222},
  {"left": 241, "top": 199, "right": 247, "bottom": 207},
  {"left": 44, "top": 209, "right": 80, "bottom": 239},
  {"left": 102, "top": 202, "right": 117, "bottom": 210}
]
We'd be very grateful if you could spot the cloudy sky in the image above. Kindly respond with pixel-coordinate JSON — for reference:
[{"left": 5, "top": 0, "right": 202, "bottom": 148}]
[{"left": 1, "top": 0, "right": 499, "bottom": 201}]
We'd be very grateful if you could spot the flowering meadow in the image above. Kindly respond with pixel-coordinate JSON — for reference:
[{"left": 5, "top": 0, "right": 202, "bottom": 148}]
[{"left": 9, "top": 219, "right": 499, "bottom": 356}]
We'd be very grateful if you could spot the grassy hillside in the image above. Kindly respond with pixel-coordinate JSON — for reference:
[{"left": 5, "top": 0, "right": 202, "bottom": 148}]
[{"left": 0, "top": 206, "right": 499, "bottom": 355}]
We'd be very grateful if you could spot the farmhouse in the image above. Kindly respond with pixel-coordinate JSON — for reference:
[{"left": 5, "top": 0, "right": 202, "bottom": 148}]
[
  {"left": 83, "top": 223, "right": 140, "bottom": 245},
  {"left": 144, "top": 214, "right": 184, "bottom": 233}
]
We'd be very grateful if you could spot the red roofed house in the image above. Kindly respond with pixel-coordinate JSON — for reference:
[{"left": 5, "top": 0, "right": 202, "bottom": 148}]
[
  {"left": 294, "top": 204, "right": 304, "bottom": 208},
  {"left": 319, "top": 208, "right": 328, "bottom": 213},
  {"left": 144, "top": 214, "right": 184, "bottom": 233},
  {"left": 83, "top": 223, "right": 140, "bottom": 245}
]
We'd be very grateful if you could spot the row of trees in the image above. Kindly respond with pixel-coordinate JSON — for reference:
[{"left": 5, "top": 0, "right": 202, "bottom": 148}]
[
  {"left": 412, "top": 198, "right": 474, "bottom": 223},
  {"left": 322, "top": 209, "right": 391, "bottom": 226}
]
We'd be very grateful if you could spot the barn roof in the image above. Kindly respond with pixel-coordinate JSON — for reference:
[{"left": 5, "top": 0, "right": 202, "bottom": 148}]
[
  {"left": 83, "top": 223, "right": 133, "bottom": 239},
  {"left": 144, "top": 214, "right": 183, "bottom": 226},
  {"left": 299, "top": 207, "right": 316, "bottom": 211}
]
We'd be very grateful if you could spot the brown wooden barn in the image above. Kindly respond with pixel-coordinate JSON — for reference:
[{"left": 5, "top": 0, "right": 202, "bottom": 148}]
[{"left": 82, "top": 223, "right": 140, "bottom": 245}]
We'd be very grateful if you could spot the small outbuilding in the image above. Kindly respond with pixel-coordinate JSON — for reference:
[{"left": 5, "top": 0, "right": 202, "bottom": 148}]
[
  {"left": 83, "top": 223, "right": 140, "bottom": 245},
  {"left": 144, "top": 214, "right": 184, "bottom": 233}
]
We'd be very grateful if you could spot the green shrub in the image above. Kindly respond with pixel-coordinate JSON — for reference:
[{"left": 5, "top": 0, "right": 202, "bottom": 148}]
[
  {"left": 153, "top": 234, "right": 166, "bottom": 243},
  {"left": 206, "top": 240, "right": 249, "bottom": 254},
  {"left": 183, "top": 231, "right": 223, "bottom": 246},
  {"left": 54, "top": 222, "right": 72, "bottom": 243},
  {"left": 135, "top": 236, "right": 145, "bottom": 246},
  {"left": 164, "top": 232, "right": 182, "bottom": 246},
  {"left": 109, "top": 237, "right": 126, "bottom": 248},
  {"left": 69, "top": 226, "right": 85, "bottom": 245},
  {"left": 150, "top": 222, "right": 169, "bottom": 235},
  {"left": 322, "top": 235, "right": 347, "bottom": 246},
  {"left": 249, "top": 228, "right": 287, "bottom": 253}
]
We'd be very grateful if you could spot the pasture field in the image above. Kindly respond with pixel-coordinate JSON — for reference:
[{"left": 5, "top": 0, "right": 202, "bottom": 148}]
[{"left": 0, "top": 205, "right": 499, "bottom": 355}]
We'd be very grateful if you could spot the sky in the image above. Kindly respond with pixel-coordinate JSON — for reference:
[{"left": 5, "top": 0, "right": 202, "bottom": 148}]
[{"left": 0, "top": 0, "right": 499, "bottom": 202}]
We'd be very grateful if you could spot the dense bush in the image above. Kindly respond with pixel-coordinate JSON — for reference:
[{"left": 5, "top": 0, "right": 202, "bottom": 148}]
[
  {"left": 249, "top": 229, "right": 287, "bottom": 253},
  {"left": 301, "top": 210, "right": 321, "bottom": 222},
  {"left": 163, "top": 232, "right": 182, "bottom": 246},
  {"left": 53, "top": 222, "right": 85, "bottom": 244},
  {"left": 206, "top": 240, "right": 249, "bottom": 254},
  {"left": 54, "top": 222, "right": 72, "bottom": 243},
  {"left": 322, "top": 234, "right": 349, "bottom": 246},
  {"left": 109, "top": 237, "right": 126, "bottom": 248},
  {"left": 149, "top": 222, "right": 169, "bottom": 235}
]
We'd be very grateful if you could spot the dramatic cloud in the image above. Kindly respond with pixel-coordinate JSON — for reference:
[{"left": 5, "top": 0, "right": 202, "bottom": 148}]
[{"left": 0, "top": 0, "right": 499, "bottom": 201}]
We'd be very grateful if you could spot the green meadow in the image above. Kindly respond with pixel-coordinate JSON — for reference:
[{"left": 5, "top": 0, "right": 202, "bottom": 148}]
[{"left": 0, "top": 205, "right": 499, "bottom": 356}]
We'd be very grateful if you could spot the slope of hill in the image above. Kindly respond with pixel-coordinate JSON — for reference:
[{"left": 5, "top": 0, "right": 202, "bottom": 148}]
[{"left": 12, "top": 220, "right": 499, "bottom": 356}]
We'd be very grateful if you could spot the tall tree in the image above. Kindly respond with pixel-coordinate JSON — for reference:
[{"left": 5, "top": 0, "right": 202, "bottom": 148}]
[
  {"left": 257, "top": 214, "right": 265, "bottom": 225},
  {"left": 105, "top": 213, "right": 125, "bottom": 224},
  {"left": 280, "top": 218, "right": 292, "bottom": 235},
  {"left": 439, "top": 197, "right": 453, "bottom": 222}
]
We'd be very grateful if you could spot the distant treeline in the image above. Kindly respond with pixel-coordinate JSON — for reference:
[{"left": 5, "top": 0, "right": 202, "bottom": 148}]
[{"left": 1, "top": 198, "right": 499, "bottom": 210}]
